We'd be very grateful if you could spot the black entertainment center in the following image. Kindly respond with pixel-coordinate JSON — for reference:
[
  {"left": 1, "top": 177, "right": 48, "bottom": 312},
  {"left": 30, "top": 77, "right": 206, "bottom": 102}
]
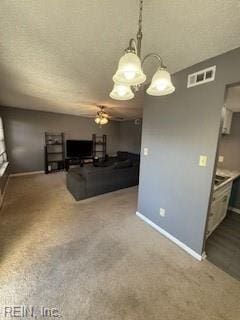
[
  {"left": 45, "top": 134, "right": 107, "bottom": 173},
  {"left": 65, "top": 139, "right": 93, "bottom": 170}
]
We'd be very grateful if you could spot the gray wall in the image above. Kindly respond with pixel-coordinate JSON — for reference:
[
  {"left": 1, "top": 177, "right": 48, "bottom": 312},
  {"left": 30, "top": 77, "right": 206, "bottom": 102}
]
[
  {"left": 119, "top": 120, "right": 142, "bottom": 154},
  {"left": 0, "top": 107, "right": 121, "bottom": 173},
  {"left": 138, "top": 47, "right": 240, "bottom": 255},
  {"left": 218, "top": 112, "right": 240, "bottom": 171}
]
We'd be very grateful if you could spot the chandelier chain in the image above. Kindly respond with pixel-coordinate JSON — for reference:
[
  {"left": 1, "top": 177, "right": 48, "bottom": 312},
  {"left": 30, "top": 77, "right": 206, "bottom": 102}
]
[
  {"left": 110, "top": 0, "right": 175, "bottom": 100},
  {"left": 138, "top": 0, "right": 143, "bottom": 34},
  {"left": 136, "top": 0, "right": 144, "bottom": 56}
]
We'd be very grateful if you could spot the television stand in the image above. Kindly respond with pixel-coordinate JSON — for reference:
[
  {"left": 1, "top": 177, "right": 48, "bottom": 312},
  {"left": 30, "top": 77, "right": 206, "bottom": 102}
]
[{"left": 65, "top": 158, "right": 93, "bottom": 171}]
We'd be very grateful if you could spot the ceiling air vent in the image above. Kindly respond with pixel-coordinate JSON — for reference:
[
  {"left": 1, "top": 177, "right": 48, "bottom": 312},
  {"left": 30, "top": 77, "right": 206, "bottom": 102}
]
[{"left": 187, "top": 65, "right": 216, "bottom": 88}]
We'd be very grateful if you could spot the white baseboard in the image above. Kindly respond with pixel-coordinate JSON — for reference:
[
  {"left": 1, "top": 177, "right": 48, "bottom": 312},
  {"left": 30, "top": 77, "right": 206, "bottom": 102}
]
[
  {"left": 136, "top": 211, "right": 204, "bottom": 261},
  {"left": 228, "top": 206, "right": 240, "bottom": 215},
  {"left": 10, "top": 170, "right": 44, "bottom": 177},
  {"left": 201, "top": 251, "right": 207, "bottom": 260}
]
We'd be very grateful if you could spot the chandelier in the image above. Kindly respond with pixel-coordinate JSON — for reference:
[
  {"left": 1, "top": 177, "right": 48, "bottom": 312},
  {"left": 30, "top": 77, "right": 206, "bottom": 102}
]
[
  {"left": 94, "top": 106, "right": 109, "bottom": 126},
  {"left": 110, "top": 0, "right": 175, "bottom": 100}
]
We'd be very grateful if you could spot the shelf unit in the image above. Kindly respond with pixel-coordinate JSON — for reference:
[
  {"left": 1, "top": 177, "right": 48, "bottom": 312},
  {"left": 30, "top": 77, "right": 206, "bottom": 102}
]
[
  {"left": 92, "top": 134, "right": 107, "bottom": 161},
  {"left": 45, "top": 132, "right": 65, "bottom": 174}
]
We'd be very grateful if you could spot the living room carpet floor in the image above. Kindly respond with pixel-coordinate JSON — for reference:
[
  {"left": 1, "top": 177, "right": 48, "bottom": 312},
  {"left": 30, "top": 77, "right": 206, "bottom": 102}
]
[{"left": 0, "top": 173, "right": 239, "bottom": 320}]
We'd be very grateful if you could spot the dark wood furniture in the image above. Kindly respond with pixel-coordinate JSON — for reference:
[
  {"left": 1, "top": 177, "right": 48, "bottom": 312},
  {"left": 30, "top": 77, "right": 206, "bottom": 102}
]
[
  {"left": 45, "top": 132, "right": 65, "bottom": 174},
  {"left": 92, "top": 134, "right": 107, "bottom": 161},
  {"left": 65, "top": 158, "right": 93, "bottom": 171},
  {"left": 65, "top": 134, "right": 107, "bottom": 171}
]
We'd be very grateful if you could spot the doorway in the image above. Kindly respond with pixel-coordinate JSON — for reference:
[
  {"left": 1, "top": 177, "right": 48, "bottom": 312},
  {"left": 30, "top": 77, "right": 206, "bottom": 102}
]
[{"left": 205, "top": 84, "right": 240, "bottom": 281}]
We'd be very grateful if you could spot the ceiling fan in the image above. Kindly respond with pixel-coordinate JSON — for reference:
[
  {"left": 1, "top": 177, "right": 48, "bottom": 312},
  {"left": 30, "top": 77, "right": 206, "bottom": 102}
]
[
  {"left": 72, "top": 103, "right": 131, "bottom": 123},
  {"left": 94, "top": 106, "right": 110, "bottom": 126}
]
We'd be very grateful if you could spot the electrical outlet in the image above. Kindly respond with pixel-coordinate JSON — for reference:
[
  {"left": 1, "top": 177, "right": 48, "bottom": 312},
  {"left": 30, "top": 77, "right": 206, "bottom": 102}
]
[
  {"left": 159, "top": 208, "right": 165, "bottom": 217},
  {"left": 218, "top": 155, "right": 224, "bottom": 163},
  {"left": 199, "top": 155, "right": 207, "bottom": 167},
  {"left": 144, "top": 148, "right": 148, "bottom": 156}
]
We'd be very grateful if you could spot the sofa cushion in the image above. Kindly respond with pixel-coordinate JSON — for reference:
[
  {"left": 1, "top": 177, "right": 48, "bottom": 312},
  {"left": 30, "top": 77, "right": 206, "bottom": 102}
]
[
  {"left": 128, "top": 152, "right": 140, "bottom": 162},
  {"left": 68, "top": 167, "right": 82, "bottom": 176},
  {"left": 114, "top": 159, "right": 132, "bottom": 169},
  {"left": 80, "top": 165, "right": 114, "bottom": 180},
  {"left": 117, "top": 151, "right": 129, "bottom": 161},
  {"left": 93, "top": 158, "right": 116, "bottom": 167}
]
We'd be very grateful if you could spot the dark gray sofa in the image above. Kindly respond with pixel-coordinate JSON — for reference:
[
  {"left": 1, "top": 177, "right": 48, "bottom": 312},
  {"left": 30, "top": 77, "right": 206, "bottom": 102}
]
[{"left": 66, "top": 152, "right": 140, "bottom": 201}]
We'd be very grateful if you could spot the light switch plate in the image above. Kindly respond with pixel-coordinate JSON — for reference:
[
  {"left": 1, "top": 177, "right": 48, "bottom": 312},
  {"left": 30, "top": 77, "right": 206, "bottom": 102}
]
[
  {"left": 199, "top": 155, "right": 207, "bottom": 167},
  {"left": 144, "top": 148, "right": 148, "bottom": 156},
  {"left": 218, "top": 156, "right": 224, "bottom": 163},
  {"left": 159, "top": 208, "right": 165, "bottom": 217}
]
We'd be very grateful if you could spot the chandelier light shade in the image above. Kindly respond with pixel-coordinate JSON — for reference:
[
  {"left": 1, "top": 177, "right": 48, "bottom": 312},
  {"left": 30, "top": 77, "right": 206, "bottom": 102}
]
[
  {"left": 110, "top": 83, "right": 134, "bottom": 100},
  {"left": 110, "top": 0, "right": 175, "bottom": 100},
  {"left": 112, "top": 52, "right": 146, "bottom": 86},
  {"left": 146, "top": 68, "right": 175, "bottom": 96}
]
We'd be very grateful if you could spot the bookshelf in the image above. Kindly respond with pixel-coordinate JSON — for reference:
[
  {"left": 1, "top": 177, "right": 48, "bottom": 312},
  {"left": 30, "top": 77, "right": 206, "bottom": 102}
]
[
  {"left": 45, "top": 132, "right": 65, "bottom": 174},
  {"left": 92, "top": 134, "right": 107, "bottom": 161}
]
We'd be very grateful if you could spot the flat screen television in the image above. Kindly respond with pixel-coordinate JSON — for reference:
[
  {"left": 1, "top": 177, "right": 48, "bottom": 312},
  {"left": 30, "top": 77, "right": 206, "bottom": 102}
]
[{"left": 66, "top": 140, "right": 93, "bottom": 158}]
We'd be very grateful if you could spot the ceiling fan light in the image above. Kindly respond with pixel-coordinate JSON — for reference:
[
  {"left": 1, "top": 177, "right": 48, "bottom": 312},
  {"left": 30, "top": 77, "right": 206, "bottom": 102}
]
[
  {"left": 110, "top": 83, "right": 134, "bottom": 100},
  {"left": 94, "top": 106, "right": 109, "bottom": 126},
  {"left": 147, "top": 68, "right": 175, "bottom": 96},
  {"left": 95, "top": 116, "right": 101, "bottom": 124},
  {"left": 100, "top": 117, "right": 108, "bottom": 125},
  {"left": 113, "top": 52, "right": 146, "bottom": 86}
]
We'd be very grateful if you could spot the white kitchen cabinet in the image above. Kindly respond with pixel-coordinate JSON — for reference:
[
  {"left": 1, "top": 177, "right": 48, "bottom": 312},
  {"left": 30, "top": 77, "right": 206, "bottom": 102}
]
[
  {"left": 206, "top": 181, "right": 232, "bottom": 238},
  {"left": 222, "top": 108, "right": 233, "bottom": 134}
]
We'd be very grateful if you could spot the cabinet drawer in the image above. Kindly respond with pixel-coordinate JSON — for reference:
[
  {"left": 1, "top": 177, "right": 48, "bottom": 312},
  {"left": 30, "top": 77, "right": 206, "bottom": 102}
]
[
  {"left": 207, "top": 180, "right": 233, "bottom": 238},
  {"left": 213, "top": 181, "right": 232, "bottom": 202}
]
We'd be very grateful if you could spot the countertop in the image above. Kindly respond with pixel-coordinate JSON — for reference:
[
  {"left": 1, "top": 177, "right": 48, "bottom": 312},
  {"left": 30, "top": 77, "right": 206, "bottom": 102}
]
[{"left": 214, "top": 168, "right": 240, "bottom": 191}]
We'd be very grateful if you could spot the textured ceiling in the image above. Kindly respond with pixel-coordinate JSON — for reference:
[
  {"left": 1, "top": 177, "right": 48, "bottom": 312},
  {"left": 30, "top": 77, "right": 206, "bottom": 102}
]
[
  {"left": 226, "top": 85, "right": 240, "bottom": 112},
  {"left": 0, "top": 0, "right": 240, "bottom": 120}
]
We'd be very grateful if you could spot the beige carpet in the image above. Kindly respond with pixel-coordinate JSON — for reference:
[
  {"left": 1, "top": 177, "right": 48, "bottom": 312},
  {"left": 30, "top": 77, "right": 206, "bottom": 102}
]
[{"left": 0, "top": 173, "right": 239, "bottom": 320}]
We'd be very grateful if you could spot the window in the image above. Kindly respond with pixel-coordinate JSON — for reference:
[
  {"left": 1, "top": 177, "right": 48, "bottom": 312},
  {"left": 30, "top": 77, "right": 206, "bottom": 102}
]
[{"left": 0, "top": 117, "right": 7, "bottom": 169}]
